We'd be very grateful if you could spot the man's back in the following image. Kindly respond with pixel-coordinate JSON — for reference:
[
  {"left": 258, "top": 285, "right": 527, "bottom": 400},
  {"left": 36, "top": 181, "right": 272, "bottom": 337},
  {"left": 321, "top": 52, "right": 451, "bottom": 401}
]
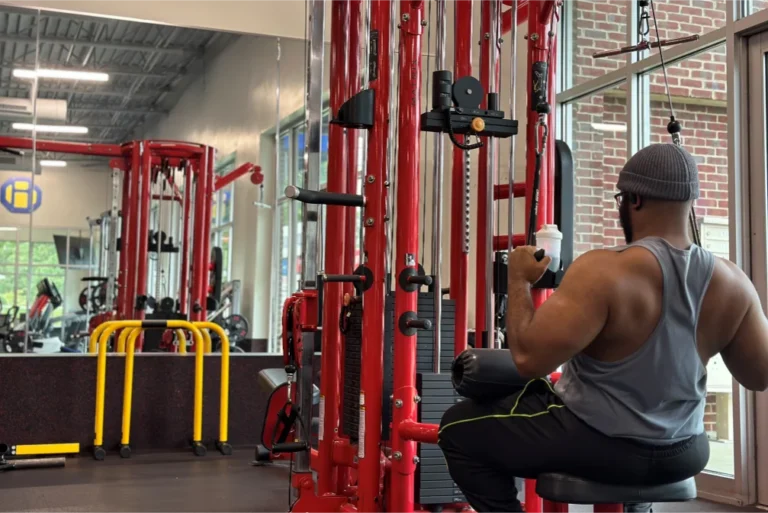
[{"left": 556, "top": 236, "right": 768, "bottom": 443}]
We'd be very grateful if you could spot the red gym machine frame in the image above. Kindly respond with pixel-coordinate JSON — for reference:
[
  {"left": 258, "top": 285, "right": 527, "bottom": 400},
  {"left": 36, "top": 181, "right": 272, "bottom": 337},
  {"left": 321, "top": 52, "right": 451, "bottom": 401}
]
[
  {"left": 275, "top": 0, "right": 573, "bottom": 511},
  {"left": 0, "top": 136, "right": 262, "bottom": 349}
]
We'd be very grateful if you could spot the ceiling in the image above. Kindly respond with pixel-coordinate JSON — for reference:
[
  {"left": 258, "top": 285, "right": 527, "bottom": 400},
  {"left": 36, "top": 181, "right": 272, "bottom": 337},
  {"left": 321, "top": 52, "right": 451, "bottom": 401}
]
[{"left": 0, "top": 6, "right": 239, "bottom": 149}]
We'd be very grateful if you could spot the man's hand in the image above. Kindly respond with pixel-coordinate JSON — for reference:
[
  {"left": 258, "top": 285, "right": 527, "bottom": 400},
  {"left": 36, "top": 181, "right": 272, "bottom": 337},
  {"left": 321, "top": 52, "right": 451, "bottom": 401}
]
[{"left": 508, "top": 246, "right": 552, "bottom": 284}]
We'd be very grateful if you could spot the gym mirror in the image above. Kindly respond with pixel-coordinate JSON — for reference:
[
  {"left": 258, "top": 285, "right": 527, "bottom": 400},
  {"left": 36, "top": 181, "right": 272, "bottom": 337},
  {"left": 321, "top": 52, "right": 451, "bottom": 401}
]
[{"left": 0, "top": 6, "right": 315, "bottom": 355}]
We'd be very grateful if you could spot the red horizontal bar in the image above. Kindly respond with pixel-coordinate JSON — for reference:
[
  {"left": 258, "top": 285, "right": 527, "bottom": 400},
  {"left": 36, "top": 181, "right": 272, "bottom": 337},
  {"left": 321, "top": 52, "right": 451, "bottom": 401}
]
[
  {"left": 147, "top": 141, "right": 206, "bottom": 154},
  {"left": 0, "top": 135, "right": 122, "bottom": 157},
  {"left": 494, "top": 183, "right": 526, "bottom": 200},
  {"left": 398, "top": 421, "right": 439, "bottom": 445},
  {"left": 151, "top": 194, "right": 182, "bottom": 203},
  {"left": 215, "top": 162, "right": 258, "bottom": 191},
  {"left": 493, "top": 234, "right": 526, "bottom": 251}
]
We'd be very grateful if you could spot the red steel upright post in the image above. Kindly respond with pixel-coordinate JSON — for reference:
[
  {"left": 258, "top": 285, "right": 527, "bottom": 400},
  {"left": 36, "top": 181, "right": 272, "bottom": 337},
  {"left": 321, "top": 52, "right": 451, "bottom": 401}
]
[
  {"left": 133, "top": 143, "right": 153, "bottom": 349},
  {"left": 474, "top": 1, "right": 491, "bottom": 347},
  {"left": 190, "top": 156, "right": 207, "bottom": 323},
  {"left": 117, "top": 164, "right": 132, "bottom": 319},
  {"left": 391, "top": 1, "right": 423, "bottom": 511},
  {"left": 451, "top": 0, "right": 472, "bottom": 356},
  {"left": 201, "top": 147, "right": 215, "bottom": 319},
  {"left": 345, "top": 0, "right": 361, "bottom": 280},
  {"left": 357, "top": 0, "right": 392, "bottom": 510},
  {"left": 317, "top": 0, "right": 349, "bottom": 496},
  {"left": 122, "top": 144, "right": 142, "bottom": 320},
  {"left": 179, "top": 161, "right": 192, "bottom": 315}
]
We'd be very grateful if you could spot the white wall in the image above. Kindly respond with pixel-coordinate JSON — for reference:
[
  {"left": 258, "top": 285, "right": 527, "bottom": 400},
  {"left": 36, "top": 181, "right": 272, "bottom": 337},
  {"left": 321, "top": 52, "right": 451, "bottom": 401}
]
[
  {"left": 137, "top": 35, "right": 330, "bottom": 339},
  {"left": 0, "top": 166, "right": 112, "bottom": 230},
  {"left": 2, "top": 0, "right": 329, "bottom": 41}
]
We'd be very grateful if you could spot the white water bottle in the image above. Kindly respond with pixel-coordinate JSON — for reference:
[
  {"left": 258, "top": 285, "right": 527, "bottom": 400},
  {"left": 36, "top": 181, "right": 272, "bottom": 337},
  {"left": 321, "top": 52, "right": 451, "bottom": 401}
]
[{"left": 535, "top": 224, "right": 562, "bottom": 272}]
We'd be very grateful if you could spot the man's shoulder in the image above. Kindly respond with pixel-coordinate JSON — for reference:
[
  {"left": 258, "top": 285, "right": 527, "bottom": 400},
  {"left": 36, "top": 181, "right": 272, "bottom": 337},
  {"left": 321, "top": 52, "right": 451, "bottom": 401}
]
[{"left": 569, "top": 247, "right": 659, "bottom": 285}]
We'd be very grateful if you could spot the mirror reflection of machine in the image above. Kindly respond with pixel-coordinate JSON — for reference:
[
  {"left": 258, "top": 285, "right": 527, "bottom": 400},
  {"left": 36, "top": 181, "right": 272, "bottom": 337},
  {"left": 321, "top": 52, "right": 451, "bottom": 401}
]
[{"left": 3, "top": 278, "right": 86, "bottom": 354}]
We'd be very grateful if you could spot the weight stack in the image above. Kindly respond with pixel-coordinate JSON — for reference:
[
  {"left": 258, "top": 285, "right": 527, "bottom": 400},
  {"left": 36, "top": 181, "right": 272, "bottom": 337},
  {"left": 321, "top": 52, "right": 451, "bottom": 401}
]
[
  {"left": 342, "top": 292, "right": 457, "bottom": 441},
  {"left": 341, "top": 300, "right": 364, "bottom": 440},
  {"left": 382, "top": 293, "right": 455, "bottom": 441},
  {"left": 416, "top": 373, "right": 466, "bottom": 505}
]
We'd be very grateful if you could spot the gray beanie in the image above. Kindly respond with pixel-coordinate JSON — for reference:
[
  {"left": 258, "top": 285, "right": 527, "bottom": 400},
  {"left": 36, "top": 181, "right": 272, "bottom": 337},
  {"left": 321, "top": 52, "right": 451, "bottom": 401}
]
[{"left": 617, "top": 143, "right": 699, "bottom": 201}]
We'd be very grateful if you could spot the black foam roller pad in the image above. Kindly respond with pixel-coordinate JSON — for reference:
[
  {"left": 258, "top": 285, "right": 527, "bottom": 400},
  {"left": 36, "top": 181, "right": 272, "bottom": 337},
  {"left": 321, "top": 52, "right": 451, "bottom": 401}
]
[{"left": 451, "top": 348, "right": 529, "bottom": 402}]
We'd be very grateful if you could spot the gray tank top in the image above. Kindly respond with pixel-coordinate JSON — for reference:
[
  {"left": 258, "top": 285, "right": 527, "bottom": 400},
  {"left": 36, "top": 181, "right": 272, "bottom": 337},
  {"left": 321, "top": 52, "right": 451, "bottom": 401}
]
[{"left": 554, "top": 237, "right": 715, "bottom": 444}]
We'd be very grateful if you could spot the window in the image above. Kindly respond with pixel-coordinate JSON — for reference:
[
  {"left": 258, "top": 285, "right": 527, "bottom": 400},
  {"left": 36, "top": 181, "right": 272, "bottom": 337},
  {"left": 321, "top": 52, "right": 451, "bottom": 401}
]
[
  {"left": 271, "top": 107, "right": 363, "bottom": 352},
  {"left": 744, "top": 0, "right": 768, "bottom": 18},
  {"left": 562, "top": 82, "right": 628, "bottom": 255},
  {"left": 562, "top": 0, "right": 629, "bottom": 90},
  {"left": 642, "top": 45, "right": 732, "bottom": 476},
  {"left": 211, "top": 152, "right": 236, "bottom": 284}
]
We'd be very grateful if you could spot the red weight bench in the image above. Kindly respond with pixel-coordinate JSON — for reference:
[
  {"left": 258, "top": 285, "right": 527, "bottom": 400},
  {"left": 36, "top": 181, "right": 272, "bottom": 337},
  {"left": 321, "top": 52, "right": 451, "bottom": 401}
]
[{"left": 536, "top": 473, "right": 697, "bottom": 512}]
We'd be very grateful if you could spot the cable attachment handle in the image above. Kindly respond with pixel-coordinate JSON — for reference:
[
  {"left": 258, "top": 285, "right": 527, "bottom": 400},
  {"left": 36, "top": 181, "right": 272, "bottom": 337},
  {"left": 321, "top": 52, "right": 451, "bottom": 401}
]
[
  {"left": 638, "top": 0, "right": 651, "bottom": 38},
  {"left": 535, "top": 111, "right": 550, "bottom": 157},
  {"left": 284, "top": 363, "right": 297, "bottom": 403}
]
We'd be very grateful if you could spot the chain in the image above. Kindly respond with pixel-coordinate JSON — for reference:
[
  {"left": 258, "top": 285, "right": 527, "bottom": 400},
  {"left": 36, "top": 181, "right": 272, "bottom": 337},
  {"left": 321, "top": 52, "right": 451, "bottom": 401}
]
[{"left": 463, "top": 148, "right": 471, "bottom": 254}]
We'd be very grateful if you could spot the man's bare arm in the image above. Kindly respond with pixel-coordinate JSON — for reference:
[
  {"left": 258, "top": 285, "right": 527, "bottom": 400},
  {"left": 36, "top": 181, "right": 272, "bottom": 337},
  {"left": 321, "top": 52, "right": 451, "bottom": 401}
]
[
  {"left": 720, "top": 261, "right": 768, "bottom": 392},
  {"left": 506, "top": 250, "right": 612, "bottom": 378}
]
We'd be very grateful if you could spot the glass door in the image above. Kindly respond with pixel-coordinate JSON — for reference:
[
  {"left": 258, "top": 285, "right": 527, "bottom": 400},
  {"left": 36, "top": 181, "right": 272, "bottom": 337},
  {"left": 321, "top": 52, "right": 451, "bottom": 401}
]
[{"left": 747, "top": 30, "right": 768, "bottom": 509}]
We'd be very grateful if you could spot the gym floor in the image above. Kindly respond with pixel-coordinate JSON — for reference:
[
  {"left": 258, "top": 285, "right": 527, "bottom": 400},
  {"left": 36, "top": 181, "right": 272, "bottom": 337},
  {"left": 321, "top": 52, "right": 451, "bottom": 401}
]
[{"left": 0, "top": 450, "right": 760, "bottom": 512}]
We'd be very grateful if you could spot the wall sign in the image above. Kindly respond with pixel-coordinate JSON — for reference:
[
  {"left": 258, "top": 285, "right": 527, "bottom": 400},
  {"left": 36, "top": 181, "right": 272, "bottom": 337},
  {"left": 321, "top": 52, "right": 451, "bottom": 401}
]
[{"left": 1, "top": 177, "right": 42, "bottom": 214}]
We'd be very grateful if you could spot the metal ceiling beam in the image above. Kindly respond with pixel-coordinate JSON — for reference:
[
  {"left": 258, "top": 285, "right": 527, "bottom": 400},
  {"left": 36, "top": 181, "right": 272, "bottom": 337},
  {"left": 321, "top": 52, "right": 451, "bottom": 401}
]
[
  {"left": 69, "top": 105, "right": 168, "bottom": 115},
  {"left": 0, "top": 34, "right": 202, "bottom": 56},
  {"left": 0, "top": 83, "right": 166, "bottom": 100}
]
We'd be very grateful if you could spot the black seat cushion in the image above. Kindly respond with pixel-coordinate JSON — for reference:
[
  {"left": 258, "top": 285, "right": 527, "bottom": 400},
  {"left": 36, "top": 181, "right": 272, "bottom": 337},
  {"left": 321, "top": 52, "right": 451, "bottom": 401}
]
[{"left": 536, "top": 473, "right": 697, "bottom": 504}]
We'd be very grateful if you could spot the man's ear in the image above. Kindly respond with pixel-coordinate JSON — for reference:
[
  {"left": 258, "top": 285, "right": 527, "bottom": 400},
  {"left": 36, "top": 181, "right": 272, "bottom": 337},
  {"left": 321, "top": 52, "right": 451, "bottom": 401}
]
[{"left": 632, "top": 193, "right": 643, "bottom": 211}]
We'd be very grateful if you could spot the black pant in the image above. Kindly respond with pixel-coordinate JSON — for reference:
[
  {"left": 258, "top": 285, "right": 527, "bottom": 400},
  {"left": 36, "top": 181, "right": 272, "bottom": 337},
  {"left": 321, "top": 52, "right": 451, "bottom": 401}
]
[{"left": 438, "top": 379, "right": 709, "bottom": 512}]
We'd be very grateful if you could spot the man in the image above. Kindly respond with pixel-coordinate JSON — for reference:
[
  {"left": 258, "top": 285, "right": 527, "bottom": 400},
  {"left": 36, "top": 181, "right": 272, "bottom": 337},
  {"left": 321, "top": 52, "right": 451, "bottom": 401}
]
[{"left": 439, "top": 144, "right": 768, "bottom": 512}]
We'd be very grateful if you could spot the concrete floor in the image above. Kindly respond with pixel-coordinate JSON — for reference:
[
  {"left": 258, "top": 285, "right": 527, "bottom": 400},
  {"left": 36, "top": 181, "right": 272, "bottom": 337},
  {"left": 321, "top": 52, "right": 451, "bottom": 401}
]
[{"left": 0, "top": 450, "right": 760, "bottom": 512}]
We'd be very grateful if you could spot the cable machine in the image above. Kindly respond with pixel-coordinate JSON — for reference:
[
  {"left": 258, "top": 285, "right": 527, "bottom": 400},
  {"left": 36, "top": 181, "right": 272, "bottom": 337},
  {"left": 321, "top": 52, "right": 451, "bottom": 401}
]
[{"left": 258, "top": 0, "right": 703, "bottom": 510}]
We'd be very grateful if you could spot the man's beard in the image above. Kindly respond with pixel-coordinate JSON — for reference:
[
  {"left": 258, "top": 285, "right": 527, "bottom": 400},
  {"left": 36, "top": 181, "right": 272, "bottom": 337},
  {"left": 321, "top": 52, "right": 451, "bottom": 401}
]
[{"left": 619, "top": 200, "right": 633, "bottom": 244}]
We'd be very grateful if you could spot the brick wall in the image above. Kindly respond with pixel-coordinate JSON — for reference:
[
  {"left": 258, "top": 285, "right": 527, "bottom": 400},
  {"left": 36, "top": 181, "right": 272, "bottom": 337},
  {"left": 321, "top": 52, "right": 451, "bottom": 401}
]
[{"left": 568, "top": 2, "right": 728, "bottom": 255}]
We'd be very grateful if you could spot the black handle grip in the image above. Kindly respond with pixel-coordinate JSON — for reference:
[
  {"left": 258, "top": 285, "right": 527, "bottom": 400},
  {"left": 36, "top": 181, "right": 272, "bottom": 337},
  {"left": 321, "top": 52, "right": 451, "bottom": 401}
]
[
  {"left": 407, "top": 275, "right": 433, "bottom": 286},
  {"left": 285, "top": 186, "right": 365, "bottom": 207},
  {"left": 407, "top": 319, "right": 433, "bottom": 330},
  {"left": 324, "top": 274, "right": 366, "bottom": 284},
  {"left": 271, "top": 442, "right": 309, "bottom": 454},
  {"left": 534, "top": 249, "right": 546, "bottom": 262}
]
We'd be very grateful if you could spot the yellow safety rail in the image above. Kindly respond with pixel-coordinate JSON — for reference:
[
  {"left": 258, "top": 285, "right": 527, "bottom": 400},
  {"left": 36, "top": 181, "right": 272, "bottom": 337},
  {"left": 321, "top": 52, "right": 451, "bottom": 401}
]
[
  {"left": 199, "top": 328, "right": 213, "bottom": 354},
  {"left": 192, "top": 322, "right": 231, "bottom": 455},
  {"left": 92, "top": 320, "right": 206, "bottom": 460},
  {"left": 116, "top": 327, "right": 188, "bottom": 354}
]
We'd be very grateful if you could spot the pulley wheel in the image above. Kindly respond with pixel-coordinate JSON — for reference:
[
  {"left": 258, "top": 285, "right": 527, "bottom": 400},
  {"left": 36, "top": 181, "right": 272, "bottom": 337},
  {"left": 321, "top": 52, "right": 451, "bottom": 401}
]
[
  {"left": 221, "top": 314, "right": 249, "bottom": 345},
  {"left": 452, "top": 76, "right": 484, "bottom": 110}
]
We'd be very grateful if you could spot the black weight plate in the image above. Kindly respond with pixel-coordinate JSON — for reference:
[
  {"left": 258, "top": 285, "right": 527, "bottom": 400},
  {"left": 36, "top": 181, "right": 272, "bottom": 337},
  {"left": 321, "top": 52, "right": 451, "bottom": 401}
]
[
  {"left": 221, "top": 314, "right": 249, "bottom": 344},
  {"left": 160, "top": 297, "right": 175, "bottom": 313},
  {"left": 79, "top": 288, "right": 89, "bottom": 310},
  {"left": 452, "top": 76, "right": 484, "bottom": 110}
]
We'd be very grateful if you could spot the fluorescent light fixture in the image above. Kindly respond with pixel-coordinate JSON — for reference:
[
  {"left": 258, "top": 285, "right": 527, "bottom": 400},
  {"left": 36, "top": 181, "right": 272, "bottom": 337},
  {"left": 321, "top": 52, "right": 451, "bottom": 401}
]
[
  {"left": 0, "top": 227, "right": 19, "bottom": 231},
  {"left": 12, "top": 123, "right": 89, "bottom": 134},
  {"left": 591, "top": 122, "right": 627, "bottom": 132},
  {"left": 40, "top": 160, "right": 67, "bottom": 167},
  {"left": 13, "top": 68, "right": 109, "bottom": 82}
]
